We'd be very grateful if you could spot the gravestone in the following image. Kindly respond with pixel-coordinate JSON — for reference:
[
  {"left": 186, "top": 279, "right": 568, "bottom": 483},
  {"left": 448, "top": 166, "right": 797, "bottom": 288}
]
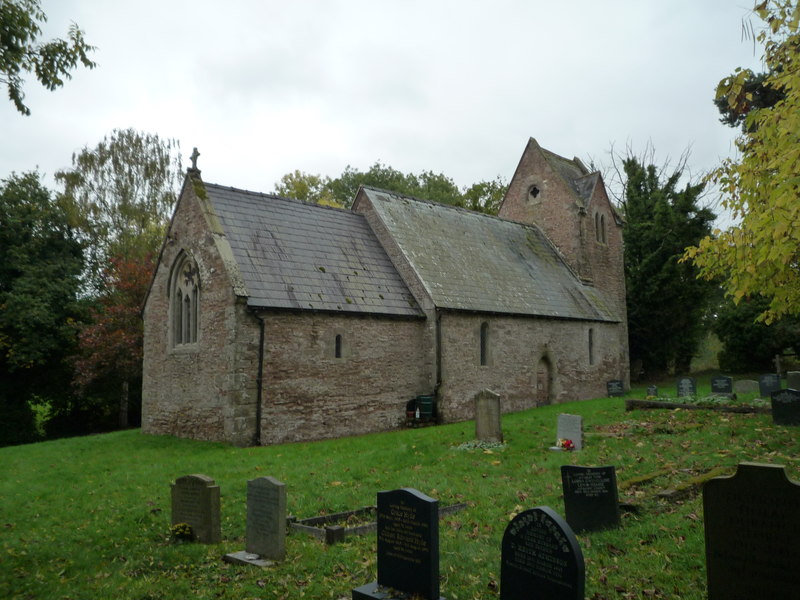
[
  {"left": 733, "top": 379, "right": 758, "bottom": 395},
  {"left": 606, "top": 379, "right": 624, "bottom": 397},
  {"left": 787, "top": 370, "right": 800, "bottom": 390},
  {"left": 500, "top": 506, "right": 584, "bottom": 600},
  {"left": 770, "top": 388, "right": 800, "bottom": 426},
  {"left": 711, "top": 376, "right": 733, "bottom": 395},
  {"left": 561, "top": 465, "right": 620, "bottom": 533},
  {"left": 352, "top": 488, "right": 443, "bottom": 600},
  {"left": 474, "top": 389, "right": 503, "bottom": 443},
  {"left": 224, "top": 476, "right": 287, "bottom": 566},
  {"left": 646, "top": 385, "right": 658, "bottom": 397},
  {"left": 703, "top": 462, "right": 800, "bottom": 599},
  {"left": 171, "top": 474, "right": 221, "bottom": 544},
  {"left": 758, "top": 373, "right": 781, "bottom": 397},
  {"left": 676, "top": 377, "right": 696, "bottom": 397},
  {"left": 550, "top": 414, "right": 583, "bottom": 451}
]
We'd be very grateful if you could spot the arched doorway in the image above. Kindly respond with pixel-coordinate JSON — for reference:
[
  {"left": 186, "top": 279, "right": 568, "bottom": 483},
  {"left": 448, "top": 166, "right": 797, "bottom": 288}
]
[{"left": 536, "top": 356, "right": 552, "bottom": 406}]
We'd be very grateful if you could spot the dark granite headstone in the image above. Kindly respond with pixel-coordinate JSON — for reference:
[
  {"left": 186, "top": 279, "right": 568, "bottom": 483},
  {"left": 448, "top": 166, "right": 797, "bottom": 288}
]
[
  {"left": 703, "top": 462, "right": 800, "bottom": 599},
  {"left": 170, "top": 474, "right": 221, "bottom": 544},
  {"left": 771, "top": 388, "right": 800, "bottom": 425},
  {"left": 646, "top": 385, "right": 658, "bottom": 397},
  {"left": 759, "top": 373, "right": 781, "bottom": 398},
  {"left": 352, "top": 488, "right": 442, "bottom": 600},
  {"left": 711, "top": 376, "right": 733, "bottom": 395},
  {"left": 676, "top": 377, "right": 696, "bottom": 397},
  {"left": 475, "top": 389, "right": 503, "bottom": 443},
  {"left": 606, "top": 379, "right": 624, "bottom": 397},
  {"left": 500, "top": 506, "right": 584, "bottom": 600},
  {"left": 561, "top": 465, "right": 620, "bottom": 533}
]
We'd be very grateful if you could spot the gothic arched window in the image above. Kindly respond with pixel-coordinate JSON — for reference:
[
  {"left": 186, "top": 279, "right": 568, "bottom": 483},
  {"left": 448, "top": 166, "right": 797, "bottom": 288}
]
[{"left": 170, "top": 252, "right": 200, "bottom": 347}]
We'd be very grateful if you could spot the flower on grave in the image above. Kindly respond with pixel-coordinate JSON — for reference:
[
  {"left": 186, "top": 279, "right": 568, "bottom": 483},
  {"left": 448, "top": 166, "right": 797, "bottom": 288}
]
[
  {"left": 170, "top": 522, "right": 193, "bottom": 541},
  {"left": 557, "top": 438, "right": 575, "bottom": 451}
]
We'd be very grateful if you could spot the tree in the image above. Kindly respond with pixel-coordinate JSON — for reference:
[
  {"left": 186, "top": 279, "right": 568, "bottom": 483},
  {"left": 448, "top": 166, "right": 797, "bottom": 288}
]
[
  {"left": 55, "top": 128, "right": 183, "bottom": 292},
  {"left": 621, "top": 153, "right": 716, "bottom": 377},
  {"left": 275, "top": 162, "right": 507, "bottom": 214},
  {"left": 684, "top": 0, "right": 800, "bottom": 324},
  {"left": 72, "top": 254, "right": 153, "bottom": 429},
  {"left": 712, "top": 70, "right": 785, "bottom": 130},
  {"left": 713, "top": 295, "right": 800, "bottom": 372},
  {"left": 55, "top": 129, "right": 182, "bottom": 428},
  {"left": 1, "top": 0, "right": 95, "bottom": 115},
  {"left": 0, "top": 171, "right": 84, "bottom": 445}
]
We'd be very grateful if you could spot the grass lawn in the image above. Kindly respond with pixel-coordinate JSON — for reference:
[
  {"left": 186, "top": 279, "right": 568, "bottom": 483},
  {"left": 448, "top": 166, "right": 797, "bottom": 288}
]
[{"left": 2, "top": 378, "right": 798, "bottom": 600}]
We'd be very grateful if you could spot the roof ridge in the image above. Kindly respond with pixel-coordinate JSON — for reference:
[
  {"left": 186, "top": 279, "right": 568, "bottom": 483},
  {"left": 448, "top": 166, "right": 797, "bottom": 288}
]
[{"left": 203, "top": 182, "right": 353, "bottom": 215}]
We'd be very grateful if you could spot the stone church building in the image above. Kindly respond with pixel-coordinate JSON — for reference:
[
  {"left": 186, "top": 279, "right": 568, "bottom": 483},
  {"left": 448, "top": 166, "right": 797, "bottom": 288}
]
[{"left": 141, "top": 138, "right": 629, "bottom": 446}]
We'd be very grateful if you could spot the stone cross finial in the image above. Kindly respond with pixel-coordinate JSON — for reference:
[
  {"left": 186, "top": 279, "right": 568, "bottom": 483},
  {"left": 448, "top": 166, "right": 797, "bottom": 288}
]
[{"left": 190, "top": 147, "right": 200, "bottom": 170}]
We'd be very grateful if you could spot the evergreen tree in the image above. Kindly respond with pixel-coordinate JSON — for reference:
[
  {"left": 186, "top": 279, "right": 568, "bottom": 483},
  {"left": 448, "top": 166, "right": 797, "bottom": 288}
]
[{"left": 622, "top": 157, "right": 716, "bottom": 377}]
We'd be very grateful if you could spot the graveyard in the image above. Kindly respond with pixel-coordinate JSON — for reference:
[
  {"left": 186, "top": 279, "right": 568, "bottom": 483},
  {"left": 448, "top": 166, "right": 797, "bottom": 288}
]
[{"left": 1, "top": 375, "right": 799, "bottom": 599}]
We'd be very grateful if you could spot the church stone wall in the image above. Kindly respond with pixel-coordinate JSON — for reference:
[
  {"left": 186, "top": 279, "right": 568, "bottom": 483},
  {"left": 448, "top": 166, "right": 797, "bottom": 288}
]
[
  {"left": 258, "top": 312, "right": 430, "bottom": 445},
  {"left": 142, "top": 187, "right": 260, "bottom": 446},
  {"left": 436, "top": 312, "right": 626, "bottom": 423}
]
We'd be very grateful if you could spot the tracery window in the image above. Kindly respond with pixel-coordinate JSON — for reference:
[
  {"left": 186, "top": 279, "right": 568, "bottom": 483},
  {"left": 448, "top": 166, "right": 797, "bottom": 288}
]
[{"left": 170, "top": 252, "right": 200, "bottom": 347}]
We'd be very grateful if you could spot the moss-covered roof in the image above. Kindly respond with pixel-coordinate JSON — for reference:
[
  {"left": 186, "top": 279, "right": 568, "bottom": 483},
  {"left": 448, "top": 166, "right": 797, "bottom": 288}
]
[{"left": 360, "top": 187, "right": 617, "bottom": 321}]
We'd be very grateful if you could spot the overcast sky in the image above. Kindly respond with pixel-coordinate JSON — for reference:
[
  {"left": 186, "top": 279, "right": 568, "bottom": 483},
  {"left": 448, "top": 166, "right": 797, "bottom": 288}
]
[{"left": 1, "top": 1, "right": 764, "bottom": 215}]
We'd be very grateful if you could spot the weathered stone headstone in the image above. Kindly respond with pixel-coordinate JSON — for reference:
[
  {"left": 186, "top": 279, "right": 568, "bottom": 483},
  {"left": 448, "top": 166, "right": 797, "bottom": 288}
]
[
  {"left": 171, "top": 474, "right": 221, "bottom": 544},
  {"left": 224, "top": 476, "right": 287, "bottom": 566},
  {"left": 500, "top": 506, "right": 584, "bottom": 600},
  {"left": 561, "top": 465, "right": 620, "bottom": 533},
  {"left": 352, "top": 488, "right": 443, "bottom": 600},
  {"left": 550, "top": 414, "right": 583, "bottom": 451},
  {"left": 759, "top": 373, "right": 781, "bottom": 397},
  {"left": 475, "top": 389, "right": 503, "bottom": 443},
  {"left": 733, "top": 379, "right": 758, "bottom": 395},
  {"left": 676, "top": 377, "right": 696, "bottom": 397},
  {"left": 703, "top": 462, "right": 800, "bottom": 599},
  {"left": 711, "top": 376, "right": 733, "bottom": 395},
  {"left": 646, "top": 385, "right": 658, "bottom": 397},
  {"left": 787, "top": 370, "right": 800, "bottom": 390},
  {"left": 771, "top": 388, "right": 800, "bottom": 426},
  {"left": 606, "top": 379, "right": 624, "bottom": 397}
]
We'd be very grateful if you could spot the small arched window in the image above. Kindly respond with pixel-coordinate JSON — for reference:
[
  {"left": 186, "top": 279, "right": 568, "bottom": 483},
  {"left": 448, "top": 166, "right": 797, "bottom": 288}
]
[
  {"left": 480, "top": 322, "right": 489, "bottom": 366},
  {"left": 335, "top": 334, "right": 343, "bottom": 359},
  {"left": 600, "top": 214, "right": 607, "bottom": 244},
  {"left": 170, "top": 252, "right": 200, "bottom": 347},
  {"left": 595, "top": 212, "right": 607, "bottom": 244},
  {"left": 588, "top": 328, "right": 594, "bottom": 365}
]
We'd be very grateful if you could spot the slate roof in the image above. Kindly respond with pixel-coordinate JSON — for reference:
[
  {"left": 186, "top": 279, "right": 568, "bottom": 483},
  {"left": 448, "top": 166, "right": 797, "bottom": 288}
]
[
  {"left": 205, "top": 183, "right": 422, "bottom": 316},
  {"left": 359, "top": 187, "right": 618, "bottom": 322}
]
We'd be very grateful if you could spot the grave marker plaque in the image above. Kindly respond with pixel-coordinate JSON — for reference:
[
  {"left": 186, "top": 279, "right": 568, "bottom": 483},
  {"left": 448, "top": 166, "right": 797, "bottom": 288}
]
[
  {"left": 787, "top": 370, "right": 800, "bottom": 390},
  {"left": 352, "top": 488, "right": 443, "bottom": 600},
  {"left": 704, "top": 462, "right": 800, "bottom": 599},
  {"left": 676, "top": 377, "right": 696, "bottom": 397},
  {"left": 759, "top": 373, "right": 781, "bottom": 397},
  {"left": 711, "top": 376, "right": 733, "bottom": 395},
  {"left": 561, "top": 465, "right": 620, "bottom": 533},
  {"left": 550, "top": 414, "right": 583, "bottom": 451},
  {"left": 606, "top": 379, "right": 624, "bottom": 397},
  {"left": 475, "top": 389, "right": 503, "bottom": 443},
  {"left": 500, "top": 506, "right": 584, "bottom": 600},
  {"left": 771, "top": 388, "right": 800, "bottom": 426},
  {"left": 171, "top": 474, "right": 221, "bottom": 544}
]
